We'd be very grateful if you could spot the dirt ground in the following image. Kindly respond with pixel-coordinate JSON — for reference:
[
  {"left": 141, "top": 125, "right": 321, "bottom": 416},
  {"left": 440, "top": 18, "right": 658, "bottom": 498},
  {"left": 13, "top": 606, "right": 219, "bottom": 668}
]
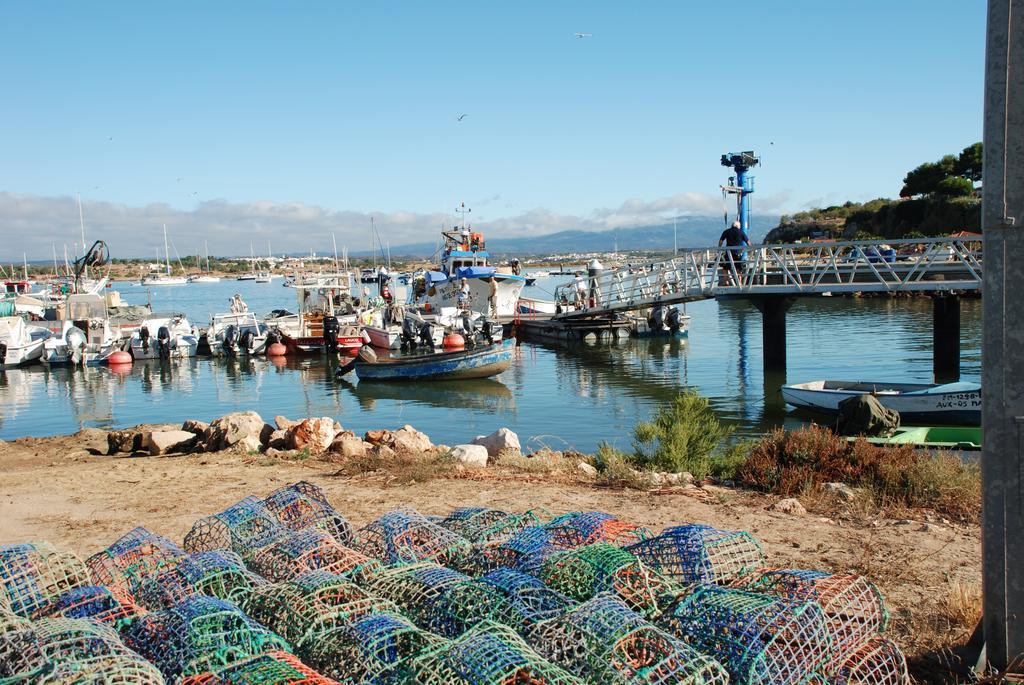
[{"left": 0, "top": 428, "right": 982, "bottom": 683}]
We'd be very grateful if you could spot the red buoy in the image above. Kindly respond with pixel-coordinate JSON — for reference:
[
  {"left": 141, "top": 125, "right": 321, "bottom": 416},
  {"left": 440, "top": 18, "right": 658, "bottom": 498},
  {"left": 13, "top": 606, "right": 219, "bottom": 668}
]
[
  {"left": 443, "top": 333, "right": 465, "bottom": 349},
  {"left": 107, "top": 351, "right": 132, "bottom": 366},
  {"left": 267, "top": 342, "right": 287, "bottom": 357}
]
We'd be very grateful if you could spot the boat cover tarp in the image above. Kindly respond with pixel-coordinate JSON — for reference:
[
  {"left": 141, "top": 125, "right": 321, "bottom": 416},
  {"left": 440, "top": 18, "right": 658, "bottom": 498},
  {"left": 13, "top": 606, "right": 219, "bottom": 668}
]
[
  {"left": 836, "top": 394, "right": 901, "bottom": 437},
  {"left": 455, "top": 266, "right": 496, "bottom": 280},
  {"left": 425, "top": 271, "right": 449, "bottom": 284}
]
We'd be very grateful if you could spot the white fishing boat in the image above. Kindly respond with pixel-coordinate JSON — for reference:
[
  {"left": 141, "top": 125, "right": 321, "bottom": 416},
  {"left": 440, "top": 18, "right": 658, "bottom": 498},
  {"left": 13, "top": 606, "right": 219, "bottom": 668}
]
[
  {"left": 781, "top": 380, "right": 981, "bottom": 426},
  {"left": 42, "top": 294, "right": 124, "bottom": 366},
  {"left": 129, "top": 314, "right": 199, "bottom": 359},
  {"left": 360, "top": 308, "right": 445, "bottom": 350},
  {"left": 254, "top": 272, "right": 273, "bottom": 283},
  {"left": 0, "top": 316, "right": 51, "bottom": 368},
  {"left": 269, "top": 275, "right": 365, "bottom": 355},
  {"left": 142, "top": 225, "right": 188, "bottom": 285},
  {"left": 208, "top": 312, "right": 269, "bottom": 357},
  {"left": 408, "top": 206, "right": 525, "bottom": 318},
  {"left": 517, "top": 297, "right": 559, "bottom": 316}
]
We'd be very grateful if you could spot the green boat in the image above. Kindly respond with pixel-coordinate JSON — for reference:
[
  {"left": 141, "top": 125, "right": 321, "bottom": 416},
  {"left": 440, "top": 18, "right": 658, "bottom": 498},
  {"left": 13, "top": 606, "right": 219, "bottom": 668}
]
[{"left": 849, "top": 426, "right": 982, "bottom": 450}]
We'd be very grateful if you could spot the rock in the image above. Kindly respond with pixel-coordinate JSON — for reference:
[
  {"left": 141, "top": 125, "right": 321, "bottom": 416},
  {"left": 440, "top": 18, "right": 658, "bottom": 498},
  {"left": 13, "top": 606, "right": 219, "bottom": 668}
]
[
  {"left": 392, "top": 425, "right": 433, "bottom": 454},
  {"left": 577, "top": 462, "right": 599, "bottom": 477},
  {"left": 771, "top": 498, "right": 807, "bottom": 516},
  {"left": 451, "top": 444, "right": 489, "bottom": 468},
  {"left": 144, "top": 430, "right": 198, "bottom": 456},
  {"left": 650, "top": 472, "right": 665, "bottom": 486},
  {"left": 268, "top": 429, "right": 288, "bottom": 450},
  {"left": 107, "top": 429, "right": 144, "bottom": 455},
  {"left": 364, "top": 429, "right": 395, "bottom": 446},
  {"left": 274, "top": 415, "right": 297, "bottom": 431},
  {"left": 679, "top": 471, "right": 695, "bottom": 484},
  {"left": 823, "top": 482, "right": 856, "bottom": 502},
  {"left": 373, "top": 444, "right": 396, "bottom": 460},
  {"left": 286, "top": 417, "right": 339, "bottom": 453},
  {"left": 472, "top": 428, "right": 521, "bottom": 457},
  {"left": 180, "top": 419, "right": 209, "bottom": 435},
  {"left": 236, "top": 434, "right": 264, "bottom": 453},
  {"left": 201, "top": 411, "right": 270, "bottom": 452},
  {"left": 329, "top": 434, "right": 369, "bottom": 459}
]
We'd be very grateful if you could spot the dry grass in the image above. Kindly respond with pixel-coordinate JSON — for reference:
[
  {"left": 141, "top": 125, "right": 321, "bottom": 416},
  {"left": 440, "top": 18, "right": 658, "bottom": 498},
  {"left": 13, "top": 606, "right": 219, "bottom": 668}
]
[
  {"left": 327, "top": 449, "right": 458, "bottom": 485},
  {"left": 738, "top": 426, "right": 981, "bottom": 521}
]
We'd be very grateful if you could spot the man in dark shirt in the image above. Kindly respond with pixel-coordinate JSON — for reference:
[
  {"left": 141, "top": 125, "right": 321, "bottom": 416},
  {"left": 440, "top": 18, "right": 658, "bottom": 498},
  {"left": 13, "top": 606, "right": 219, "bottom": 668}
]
[{"left": 718, "top": 221, "right": 750, "bottom": 285}]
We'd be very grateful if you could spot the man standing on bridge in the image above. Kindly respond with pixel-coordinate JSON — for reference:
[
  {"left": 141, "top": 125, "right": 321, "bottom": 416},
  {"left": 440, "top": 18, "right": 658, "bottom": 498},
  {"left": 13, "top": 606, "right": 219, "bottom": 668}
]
[{"left": 719, "top": 220, "right": 750, "bottom": 286}]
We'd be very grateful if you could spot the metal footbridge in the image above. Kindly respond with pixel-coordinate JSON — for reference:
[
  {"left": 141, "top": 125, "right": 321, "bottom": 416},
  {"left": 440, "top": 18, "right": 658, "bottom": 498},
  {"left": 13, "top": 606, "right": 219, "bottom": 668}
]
[{"left": 552, "top": 236, "right": 983, "bottom": 320}]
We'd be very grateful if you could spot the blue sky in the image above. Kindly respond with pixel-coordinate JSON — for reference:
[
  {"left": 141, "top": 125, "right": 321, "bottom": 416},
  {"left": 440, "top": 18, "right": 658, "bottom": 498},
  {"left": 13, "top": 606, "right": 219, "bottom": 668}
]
[{"left": 0, "top": 1, "right": 985, "bottom": 257}]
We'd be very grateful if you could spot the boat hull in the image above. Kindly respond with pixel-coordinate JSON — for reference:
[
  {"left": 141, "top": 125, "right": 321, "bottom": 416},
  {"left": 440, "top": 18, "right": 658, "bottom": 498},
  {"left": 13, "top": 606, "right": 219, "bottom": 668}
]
[
  {"left": 781, "top": 380, "right": 981, "bottom": 425},
  {"left": 280, "top": 333, "right": 364, "bottom": 356},
  {"left": 346, "top": 339, "right": 514, "bottom": 381}
]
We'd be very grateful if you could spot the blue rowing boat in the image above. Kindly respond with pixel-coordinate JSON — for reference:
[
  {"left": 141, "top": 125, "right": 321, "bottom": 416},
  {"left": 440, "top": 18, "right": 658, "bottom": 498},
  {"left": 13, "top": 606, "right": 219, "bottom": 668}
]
[{"left": 337, "top": 339, "right": 515, "bottom": 381}]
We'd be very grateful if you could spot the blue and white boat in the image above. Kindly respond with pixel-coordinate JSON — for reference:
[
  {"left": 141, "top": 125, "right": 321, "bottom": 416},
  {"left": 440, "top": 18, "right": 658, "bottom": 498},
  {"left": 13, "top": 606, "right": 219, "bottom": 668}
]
[
  {"left": 337, "top": 339, "right": 515, "bottom": 381},
  {"left": 408, "top": 207, "right": 525, "bottom": 319},
  {"left": 781, "top": 380, "right": 981, "bottom": 425}
]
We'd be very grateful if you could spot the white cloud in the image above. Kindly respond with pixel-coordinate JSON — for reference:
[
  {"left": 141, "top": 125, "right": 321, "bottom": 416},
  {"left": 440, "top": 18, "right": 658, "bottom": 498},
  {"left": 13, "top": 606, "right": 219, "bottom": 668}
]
[{"left": 0, "top": 189, "right": 784, "bottom": 259}]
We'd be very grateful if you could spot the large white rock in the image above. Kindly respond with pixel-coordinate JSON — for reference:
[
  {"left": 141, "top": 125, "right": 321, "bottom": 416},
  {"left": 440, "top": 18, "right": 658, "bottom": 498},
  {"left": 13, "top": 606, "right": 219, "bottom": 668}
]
[
  {"left": 771, "top": 498, "right": 807, "bottom": 516},
  {"left": 392, "top": 425, "right": 433, "bottom": 454},
  {"left": 451, "top": 444, "right": 489, "bottom": 468},
  {"left": 286, "top": 417, "right": 339, "bottom": 453},
  {"left": 329, "top": 434, "right": 369, "bottom": 459},
  {"left": 202, "top": 411, "right": 270, "bottom": 451},
  {"left": 472, "top": 428, "right": 521, "bottom": 457},
  {"left": 577, "top": 462, "right": 598, "bottom": 477},
  {"left": 145, "top": 430, "right": 198, "bottom": 456}
]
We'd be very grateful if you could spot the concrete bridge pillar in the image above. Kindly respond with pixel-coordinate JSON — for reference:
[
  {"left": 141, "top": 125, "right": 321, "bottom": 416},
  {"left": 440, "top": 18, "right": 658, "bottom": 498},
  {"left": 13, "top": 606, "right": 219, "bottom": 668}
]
[
  {"left": 751, "top": 296, "right": 794, "bottom": 374},
  {"left": 932, "top": 295, "right": 961, "bottom": 384}
]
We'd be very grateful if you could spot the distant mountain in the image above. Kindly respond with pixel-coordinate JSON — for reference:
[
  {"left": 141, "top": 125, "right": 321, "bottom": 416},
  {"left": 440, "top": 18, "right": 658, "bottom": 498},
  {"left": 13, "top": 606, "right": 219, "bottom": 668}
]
[{"left": 379, "top": 215, "right": 779, "bottom": 257}]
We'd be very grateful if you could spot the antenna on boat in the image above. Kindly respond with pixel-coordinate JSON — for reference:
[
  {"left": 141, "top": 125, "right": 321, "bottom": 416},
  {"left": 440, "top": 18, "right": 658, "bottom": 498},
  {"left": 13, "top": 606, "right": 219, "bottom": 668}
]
[
  {"left": 455, "top": 202, "right": 471, "bottom": 230},
  {"left": 77, "top": 193, "right": 88, "bottom": 279}
]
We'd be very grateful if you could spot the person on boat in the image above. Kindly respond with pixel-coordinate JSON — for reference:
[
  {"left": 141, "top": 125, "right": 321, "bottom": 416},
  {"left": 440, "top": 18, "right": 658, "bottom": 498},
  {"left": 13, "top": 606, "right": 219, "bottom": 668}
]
[
  {"left": 574, "top": 274, "right": 587, "bottom": 308},
  {"left": 381, "top": 282, "right": 393, "bottom": 304},
  {"left": 458, "top": 278, "right": 470, "bottom": 309},
  {"left": 229, "top": 294, "right": 248, "bottom": 313},
  {"left": 718, "top": 220, "right": 750, "bottom": 286},
  {"left": 487, "top": 277, "right": 498, "bottom": 318}
]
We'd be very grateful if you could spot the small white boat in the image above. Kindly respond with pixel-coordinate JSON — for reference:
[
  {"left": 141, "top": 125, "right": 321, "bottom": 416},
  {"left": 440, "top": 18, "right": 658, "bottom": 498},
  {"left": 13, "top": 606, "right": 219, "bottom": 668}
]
[
  {"left": 0, "top": 316, "right": 50, "bottom": 368},
  {"left": 188, "top": 274, "right": 221, "bottom": 283},
  {"left": 130, "top": 314, "right": 199, "bottom": 359},
  {"left": 254, "top": 272, "right": 273, "bottom": 283},
  {"left": 236, "top": 274, "right": 257, "bottom": 281},
  {"left": 781, "top": 380, "right": 981, "bottom": 426},
  {"left": 208, "top": 312, "right": 269, "bottom": 357},
  {"left": 361, "top": 309, "right": 445, "bottom": 350},
  {"left": 42, "top": 294, "right": 124, "bottom": 366}
]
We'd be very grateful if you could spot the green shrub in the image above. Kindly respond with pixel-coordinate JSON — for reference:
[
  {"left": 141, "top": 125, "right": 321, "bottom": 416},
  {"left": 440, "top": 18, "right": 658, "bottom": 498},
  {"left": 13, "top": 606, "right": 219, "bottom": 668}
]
[
  {"left": 629, "top": 392, "right": 733, "bottom": 479},
  {"left": 593, "top": 442, "right": 652, "bottom": 490}
]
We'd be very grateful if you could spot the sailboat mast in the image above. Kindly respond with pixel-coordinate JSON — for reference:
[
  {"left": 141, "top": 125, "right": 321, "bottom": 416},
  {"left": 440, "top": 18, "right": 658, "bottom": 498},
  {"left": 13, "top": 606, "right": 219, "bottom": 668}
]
[
  {"left": 77, "top": 193, "right": 88, "bottom": 279},
  {"left": 332, "top": 233, "right": 339, "bottom": 271},
  {"left": 205, "top": 240, "right": 210, "bottom": 272},
  {"left": 52, "top": 243, "right": 59, "bottom": 277},
  {"left": 163, "top": 224, "right": 171, "bottom": 275},
  {"left": 371, "top": 217, "right": 376, "bottom": 271}
]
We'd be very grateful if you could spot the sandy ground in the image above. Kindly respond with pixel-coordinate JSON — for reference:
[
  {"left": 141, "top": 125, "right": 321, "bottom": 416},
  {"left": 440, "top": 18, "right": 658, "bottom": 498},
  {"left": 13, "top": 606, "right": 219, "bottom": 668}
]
[{"left": 0, "top": 428, "right": 981, "bottom": 682}]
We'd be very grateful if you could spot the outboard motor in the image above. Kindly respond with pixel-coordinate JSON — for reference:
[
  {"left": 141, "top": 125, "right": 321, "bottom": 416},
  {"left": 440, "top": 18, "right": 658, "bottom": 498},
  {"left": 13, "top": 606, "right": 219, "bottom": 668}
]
[
  {"left": 157, "top": 326, "right": 172, "bottom": 359},
  {"left": 139, "top": 325, "right": 151, "bottom": 353},
  {"left": 649, "top": 305, "right": 665, "bottom": 332},
  {"left": 480, "top": 318, "right": 498, "bottom": 345},
  {"left": 418, "top": 322, "right": 435, "bottom": 349},
  {"left": 66, "top": 327, "right": 87, "bottom": 366},
  {"left": 322, "top": 315, "right": 339, "bottom": 353},
  {"left": 666, "top": 307, "right": 682, "bottom": 333},
  {"left": 0, "top": 341, "right": 7, "bottom": 365},
  {"left": 239, "top": 329, "right": 255, "bottom": 354},
  {"left": 222, "top": 324, "right": 239, "bottom": 357},
  {"left": 400, "top": 316, "right": 419, "bottom": 350}
]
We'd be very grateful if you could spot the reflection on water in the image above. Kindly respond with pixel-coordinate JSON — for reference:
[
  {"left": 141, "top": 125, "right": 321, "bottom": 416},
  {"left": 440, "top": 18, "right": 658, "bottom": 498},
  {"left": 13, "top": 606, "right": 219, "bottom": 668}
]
[{"left": 0, "top": 286, "right": 982, "bottom": 453}]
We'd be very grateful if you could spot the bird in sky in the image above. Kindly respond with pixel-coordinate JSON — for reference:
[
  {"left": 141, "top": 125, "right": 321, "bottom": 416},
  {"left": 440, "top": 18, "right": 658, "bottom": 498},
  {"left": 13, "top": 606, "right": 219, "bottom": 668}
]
[
  {"left": 457, "top": 114, "right": 467, "bottom": 121},
  {"left": 574, "top": 32, "right": 592, "bottom": 38},
  {"left": 176, "top": 177, "right": 183, "bottom": 182}
]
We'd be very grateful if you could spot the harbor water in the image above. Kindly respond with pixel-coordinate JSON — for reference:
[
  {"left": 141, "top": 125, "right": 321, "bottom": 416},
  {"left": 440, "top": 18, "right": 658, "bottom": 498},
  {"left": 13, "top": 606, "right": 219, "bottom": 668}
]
[{"left": 0, "top": 278, "right": 981, "bottom": 452}]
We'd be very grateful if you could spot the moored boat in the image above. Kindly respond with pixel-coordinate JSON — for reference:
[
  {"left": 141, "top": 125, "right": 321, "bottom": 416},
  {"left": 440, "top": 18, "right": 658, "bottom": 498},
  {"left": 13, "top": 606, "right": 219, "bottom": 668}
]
[
  {"left": 129, "top": 314, "right": 199, "bottom": 359},
  {"left": 847, "top": 425, "right": 982, "bottom": 450},
  {"left": 208, "top": 312, "right": 269, "bottom": 357},
  {"left": 272, "top": 276, "right": 364, "bottom": 355},
  {"left": 0, "top": 316, "right": 50, "bottom": 368},
  {"left": 337, "top": 338, "right": 514, "bottom": 381},
  {"left": 781, "top": 380, "right": 981, "bottom": 425},
  {"left": 42, "top": 294, "right": 124, "bottom": 366}
]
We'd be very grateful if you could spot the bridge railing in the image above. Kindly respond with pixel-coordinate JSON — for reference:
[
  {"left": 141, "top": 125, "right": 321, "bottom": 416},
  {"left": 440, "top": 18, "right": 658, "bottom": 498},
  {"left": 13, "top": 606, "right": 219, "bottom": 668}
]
[{"left": 551, "top": 236, "right": 983, "bottom": 319}]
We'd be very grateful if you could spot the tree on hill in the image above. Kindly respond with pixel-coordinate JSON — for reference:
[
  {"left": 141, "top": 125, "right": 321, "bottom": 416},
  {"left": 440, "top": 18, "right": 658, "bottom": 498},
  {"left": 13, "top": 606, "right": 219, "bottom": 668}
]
[{"left": 900, "top": 144, "right": 982, "bottom": 197}]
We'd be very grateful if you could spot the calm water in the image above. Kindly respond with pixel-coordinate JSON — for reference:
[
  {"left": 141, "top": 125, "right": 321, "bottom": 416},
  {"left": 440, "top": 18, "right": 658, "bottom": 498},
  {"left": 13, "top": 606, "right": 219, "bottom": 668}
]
[{"left": 0, "top": 278, "right": 981, "bottom": 452}]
